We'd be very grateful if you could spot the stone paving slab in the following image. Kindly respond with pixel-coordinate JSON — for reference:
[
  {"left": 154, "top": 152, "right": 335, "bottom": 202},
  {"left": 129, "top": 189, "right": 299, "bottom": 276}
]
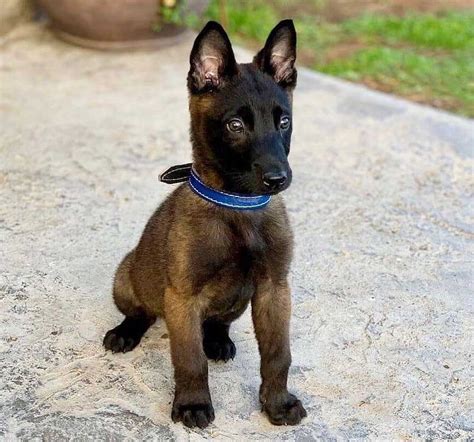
[{"left": 1, "top": 23, "right": 473, "bottom": 440}]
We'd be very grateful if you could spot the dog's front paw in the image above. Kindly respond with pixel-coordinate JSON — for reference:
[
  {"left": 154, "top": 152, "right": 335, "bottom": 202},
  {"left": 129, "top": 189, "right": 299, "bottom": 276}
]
[
  {"left": 171, "top": 400, "right": 215, "bottom": 429},
  {"left": 203, "top": 335, "right": 236, "bottom": 362},
  {"left": 262, "top": 392, "right": 307, "bottom": 426}
]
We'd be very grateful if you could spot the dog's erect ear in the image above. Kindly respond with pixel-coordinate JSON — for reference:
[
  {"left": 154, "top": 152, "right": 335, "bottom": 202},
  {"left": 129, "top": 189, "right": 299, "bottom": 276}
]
[
  {"left": 253, "top": 19, "right": 297, "bottom": 89},
  {"left": 188, "top": 21, "right": 237, "bottom": 93}
]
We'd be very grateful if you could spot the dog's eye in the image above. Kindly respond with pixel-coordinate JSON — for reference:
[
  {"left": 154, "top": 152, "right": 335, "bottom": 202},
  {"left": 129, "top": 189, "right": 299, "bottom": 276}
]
[
  {"left": 227, "top": 119, "right": 244, "bottom": 133},
  {"left": 279, "top": 116, "right": 290, "bottom": 130}
]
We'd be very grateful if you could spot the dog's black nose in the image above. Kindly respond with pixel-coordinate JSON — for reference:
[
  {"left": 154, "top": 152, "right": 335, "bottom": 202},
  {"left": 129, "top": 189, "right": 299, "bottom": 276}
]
[{"left": 263, "top": 171, "right": 288, "bottom": 190}]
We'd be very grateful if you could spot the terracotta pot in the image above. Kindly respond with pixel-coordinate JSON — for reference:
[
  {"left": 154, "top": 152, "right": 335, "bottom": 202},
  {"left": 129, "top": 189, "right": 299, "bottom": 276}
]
[{"left": 36, "top": 0, "right": 209, "bottom": 50}]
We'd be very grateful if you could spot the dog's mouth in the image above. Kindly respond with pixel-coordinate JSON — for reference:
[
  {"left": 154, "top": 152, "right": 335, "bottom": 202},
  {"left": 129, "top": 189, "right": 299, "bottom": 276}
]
[
  {"left": 216, "top": 165, "right": 292, "bottom": 197},
  {"left": 254, "top": 167, "right": 292, "bottom": 195},
  {"left": 258, "top": 181, "right": 291, "bottom": 195},
  {"left": 232, "top": 163, "right": 291, "bottom": 196}
]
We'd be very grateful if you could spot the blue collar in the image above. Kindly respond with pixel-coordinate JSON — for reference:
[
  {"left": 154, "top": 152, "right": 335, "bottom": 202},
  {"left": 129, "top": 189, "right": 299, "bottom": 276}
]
[
  {"left": 160, "top": 163, "right": 271, "bottom": 211},
  {"left": 189, "top": 168, "right": 271, "bottom": 210}
]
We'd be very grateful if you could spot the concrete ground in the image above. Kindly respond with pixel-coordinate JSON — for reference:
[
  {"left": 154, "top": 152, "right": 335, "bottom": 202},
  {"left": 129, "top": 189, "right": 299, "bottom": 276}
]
[{"left": 1, "top": 22, "right": 473, "bottom": 440}]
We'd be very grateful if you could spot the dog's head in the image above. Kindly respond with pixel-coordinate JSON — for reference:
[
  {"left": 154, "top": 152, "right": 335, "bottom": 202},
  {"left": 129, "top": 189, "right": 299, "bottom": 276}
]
[{"left": 188, "top": 20, "right": 297, "bottom": 195}]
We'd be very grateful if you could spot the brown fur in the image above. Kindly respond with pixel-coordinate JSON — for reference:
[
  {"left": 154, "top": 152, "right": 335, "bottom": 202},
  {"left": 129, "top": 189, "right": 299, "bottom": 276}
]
[{"left": 104, "top": 20, "right": 306, "bottom": 428}]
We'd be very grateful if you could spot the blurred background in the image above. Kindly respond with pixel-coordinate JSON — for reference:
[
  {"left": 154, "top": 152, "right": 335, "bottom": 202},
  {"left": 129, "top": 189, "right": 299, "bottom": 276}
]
[
  {"left": 5, "top": 0, "right": 472, "bottom": 117},
  {"left": 2, "top": 1, "right": 473, "bottom": 439},
  {"left": 204, "top": 0, "right": 474, "bottom": 117}
]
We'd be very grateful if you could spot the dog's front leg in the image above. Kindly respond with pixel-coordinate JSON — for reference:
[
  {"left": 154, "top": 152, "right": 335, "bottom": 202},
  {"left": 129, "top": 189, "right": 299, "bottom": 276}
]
[
  {"left": 164, "top": 287, "right": 214, "bottom": 429},
  {"left": 252, "top": 280, "right": 307, "bottom": 425}
]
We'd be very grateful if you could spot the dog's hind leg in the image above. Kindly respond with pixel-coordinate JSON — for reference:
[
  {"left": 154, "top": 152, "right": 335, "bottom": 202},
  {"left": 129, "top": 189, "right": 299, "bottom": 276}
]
[
  {"left": 103, "top": 251, "right": 156, "bottom": 353},
  {"left": 202, "top": 320, "right": 236, "bottom": 362}
]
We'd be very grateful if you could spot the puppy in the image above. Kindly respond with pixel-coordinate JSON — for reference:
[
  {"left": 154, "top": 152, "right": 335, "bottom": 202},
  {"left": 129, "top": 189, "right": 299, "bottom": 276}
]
[{"left": 104, "top": 20, "right": 306, "bottom": 428}]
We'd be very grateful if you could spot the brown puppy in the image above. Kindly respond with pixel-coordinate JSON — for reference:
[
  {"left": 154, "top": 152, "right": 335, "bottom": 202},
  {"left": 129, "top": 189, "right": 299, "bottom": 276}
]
[{"left": 104, "top": 20, "right": 306, "bottom": 429}]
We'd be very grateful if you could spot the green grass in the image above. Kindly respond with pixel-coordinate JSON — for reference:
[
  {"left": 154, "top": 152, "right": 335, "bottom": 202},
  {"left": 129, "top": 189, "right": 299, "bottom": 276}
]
[
  {"left": 342, "top": 12, "right": 474, "bottom": 49},
  {"left": 320, "top": 12, "right": 474, "bottom": 115},
  {"left": 202, "top": 1, "right": 474, "bottom": 117},
  {"left": 206, "top": 0, "right": 278, "bottom": 42},
  {"left": 320, "top": 48, "right": 474, "bottom": 112}
]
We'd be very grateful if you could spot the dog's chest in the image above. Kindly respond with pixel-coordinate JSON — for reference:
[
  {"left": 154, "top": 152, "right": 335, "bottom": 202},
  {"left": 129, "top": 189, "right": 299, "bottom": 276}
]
[
  {"left": 230, "top": 216, "right": 267, "bottom": 270},
  {"left": 203, "top": 218, "right": 268, "bottom": 319}
]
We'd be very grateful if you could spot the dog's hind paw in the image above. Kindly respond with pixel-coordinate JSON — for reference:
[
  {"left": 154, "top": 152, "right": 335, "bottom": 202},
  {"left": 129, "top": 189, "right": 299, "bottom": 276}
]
[
  {"left": 103, "top": 328, "right": 141, "bottom": 353},
  {"left": 202, "top": 320, "right": 236, "bottom": 362},
  {"left": 203, "top": 335, "right": 236, "bottom": 362},
  {"left": 103, "top": 315, "right": 154, "bottom": 353}
]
